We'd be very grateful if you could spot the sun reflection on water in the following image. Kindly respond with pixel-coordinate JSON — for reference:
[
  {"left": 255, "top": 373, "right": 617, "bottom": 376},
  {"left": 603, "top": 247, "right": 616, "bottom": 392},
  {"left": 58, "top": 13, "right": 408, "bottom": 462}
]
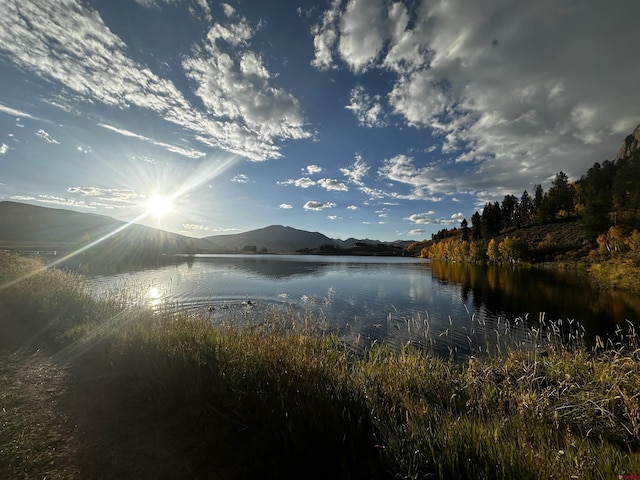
[{"left": 148, "top": 286, "right": 163, "bottom": 307}]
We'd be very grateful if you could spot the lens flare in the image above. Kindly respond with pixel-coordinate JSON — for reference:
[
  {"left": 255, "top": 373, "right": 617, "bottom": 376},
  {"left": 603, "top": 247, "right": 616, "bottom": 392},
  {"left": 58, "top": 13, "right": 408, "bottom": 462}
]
[{"left": 145, "top": 195, "right": 173, "bottom": 217}]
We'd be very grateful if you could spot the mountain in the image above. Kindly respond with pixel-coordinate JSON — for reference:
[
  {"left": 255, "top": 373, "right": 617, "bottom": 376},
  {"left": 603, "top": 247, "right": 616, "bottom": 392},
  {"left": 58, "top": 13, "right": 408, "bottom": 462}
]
[
  {"left": 1, "top": 201, "right": 411, "bottom": 258},
  {"left": 334, "top": 237, "right": 414, "bottom": 249},
  {"left": 0, "top": 201, "right": 222, "bottom": 253},
  {"left": 205, "top": 225, "right": 338, "bottom": 253},
  {"left": 614, "top": 124, "right": 640, "bottom": 162}
]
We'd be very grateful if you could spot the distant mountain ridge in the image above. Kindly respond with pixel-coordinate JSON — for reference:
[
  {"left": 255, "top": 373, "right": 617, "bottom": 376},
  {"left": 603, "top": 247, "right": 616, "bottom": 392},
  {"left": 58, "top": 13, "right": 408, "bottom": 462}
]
[
  {"left": 205, "top": 225, "right": 338, "bottom": 253},
  {"left": 0, "top": 201, "right": 222, "bottom": 253},
  {"left": 0, "top": 201, "right": 413, "bottom": 255},
  {"left": 205, "top": 225, "right": 413, "bottom": 253}
]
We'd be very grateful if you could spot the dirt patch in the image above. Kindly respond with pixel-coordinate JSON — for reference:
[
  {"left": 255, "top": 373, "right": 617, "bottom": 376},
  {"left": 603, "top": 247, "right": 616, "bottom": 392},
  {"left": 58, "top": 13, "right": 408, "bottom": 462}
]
[{"left": 0, "top": 349, "right": 81, "bottom": 479}]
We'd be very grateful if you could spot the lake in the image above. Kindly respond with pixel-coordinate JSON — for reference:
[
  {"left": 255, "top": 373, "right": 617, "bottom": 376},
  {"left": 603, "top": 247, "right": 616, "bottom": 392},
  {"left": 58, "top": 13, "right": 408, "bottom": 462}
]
[{"left": 88, "top": 254, "right": 640, "bottom": 356}]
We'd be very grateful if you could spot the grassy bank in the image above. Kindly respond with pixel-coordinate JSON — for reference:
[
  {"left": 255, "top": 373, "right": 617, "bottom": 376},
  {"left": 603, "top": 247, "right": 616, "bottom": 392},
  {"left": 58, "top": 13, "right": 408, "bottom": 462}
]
[{"left": 1, "top": 251, "right": 640, "bottom": 479}]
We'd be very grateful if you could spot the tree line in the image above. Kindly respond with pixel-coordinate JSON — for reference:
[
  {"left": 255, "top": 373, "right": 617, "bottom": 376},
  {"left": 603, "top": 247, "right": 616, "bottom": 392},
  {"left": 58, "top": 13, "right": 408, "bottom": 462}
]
[{"left": 410, "top": 146, "right": 640, "bottom": 263}]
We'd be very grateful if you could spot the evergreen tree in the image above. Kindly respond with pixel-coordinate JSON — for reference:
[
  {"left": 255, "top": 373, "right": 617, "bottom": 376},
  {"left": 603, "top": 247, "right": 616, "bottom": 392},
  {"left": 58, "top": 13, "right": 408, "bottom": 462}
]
[
  {"left": 547, "top": 171, "right": 574, "bottom": 215},
  {"left": 471, "top": 211, "right": 482, "bottom": 240},
  {"left": 612, "top": 152, "right": 640, "bottom": 227},
  {"left": 580, "top": 160, "right": 615, "bottom": 236},
  {"left": 461, "top": 218, "right": 469, "bottom": 242},
  {"left": 501, "top": 194, "right": 519, "bottom": 228},
  {"left": 481, "top": 202, "right": 502, "bottom": 237},
  {"left": 533, "top": 184, "right": 544, "bottom": 220},
  {"left": 519, "top": 190, "right": 533, "bottom": 225}
]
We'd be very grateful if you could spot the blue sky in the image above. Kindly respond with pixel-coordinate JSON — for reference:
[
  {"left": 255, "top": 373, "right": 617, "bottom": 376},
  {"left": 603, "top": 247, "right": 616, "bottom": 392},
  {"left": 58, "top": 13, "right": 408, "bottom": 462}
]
[{"left": 1, "top": 0, "right": 639, "bottom": 242}]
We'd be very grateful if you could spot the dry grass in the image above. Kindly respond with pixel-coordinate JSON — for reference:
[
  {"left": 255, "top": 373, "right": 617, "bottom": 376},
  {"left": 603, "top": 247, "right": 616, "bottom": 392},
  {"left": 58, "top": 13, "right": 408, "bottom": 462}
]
[{"left": 1, "top": 251, "right": 640, "bottom": 479}]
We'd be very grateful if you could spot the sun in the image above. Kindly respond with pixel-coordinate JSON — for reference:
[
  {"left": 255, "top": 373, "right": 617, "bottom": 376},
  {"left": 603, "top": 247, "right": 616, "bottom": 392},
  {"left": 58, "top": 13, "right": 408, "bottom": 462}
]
[{"left": 145, "top": 195, "right": 173, "bottom": 217}]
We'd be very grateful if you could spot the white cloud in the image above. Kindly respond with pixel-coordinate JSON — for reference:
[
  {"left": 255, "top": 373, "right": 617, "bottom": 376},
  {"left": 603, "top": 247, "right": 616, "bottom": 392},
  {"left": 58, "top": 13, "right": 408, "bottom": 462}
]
[
  {"left": 327, "top": 215, "right": 342, "bottom": 220},
  {"left": 135, "top": 0, "right": 180, "bottom": 7},
  {"left": 279, "top": 203, "right": 293, "bottom": 209},
  {"left": 304, "top": 164, "right": 323, "bottom": 175},
  {"left": 347, "top": 204, "right": 358, "bottom": 210},
  {"left": 36, "top": 129, "right": 60, "bottom": 144},
  {"left": 230, "top": 174, "right": 249, "bottom": 183},
  {"left": 0, "top": 103, "right": 37, "bottom": 119},
  {"left": 337, "top": 0, "right": 388, "bottom": 73},
  {"left": 221, "top": 3, "right": 236, "bottom": 18},
  {"left": 0, "top": 1, "right": 308, "bottom": 161},
  {"left": 377, "top": 154, "right": 463, "bottom": 201},
  {"left": 318, "top": 178, "right": 348, "bottom": 191},
  {"left": 193, "top": 0, "right": 212, "bottom": 21},
  {"left": 182, "top": 223, "right": 205, "bottom": 230},
  {"left": 9, "top": 195, "right": 36, "bottom": 201},
  {"left": 182, "top": 11, "right": 311, "bottom": 160},
  {"left": 346, "top": 85, "right": 386, "bottom": 127},
  {"left": 408, "top": 229, "right": 425, "bottom": 237},
  {"left": 0, "top": 143, "right": 8, "bottom": 154},
  {"left": 303, "top": 201, "right": 336, "bottom": 211},
  {"left": 11, "top": 194, "right": 95, "bottom": 209},
  {"left": 313, "top": 0, "right": 640, "bottom": 194},
  {"left": 67, "top": 186, "right": 138, "bottom": 203},
  {"left": 339, "top": 153, "right": 369, "bottom": 185},
  {"left": 406, "top": 212, "right": 458, "bottom": 226},
  {"left": 98, "top": 124, "right": 205, "bottom": 159},
  {"left": 279, "top": 177, "right": 316, "bottom": 188},
  {"left": 76, "top": 145, "right": 92, "bottom": 154},
  {"left": 310, "top": 0, "right": 342, "bottom": 70}
]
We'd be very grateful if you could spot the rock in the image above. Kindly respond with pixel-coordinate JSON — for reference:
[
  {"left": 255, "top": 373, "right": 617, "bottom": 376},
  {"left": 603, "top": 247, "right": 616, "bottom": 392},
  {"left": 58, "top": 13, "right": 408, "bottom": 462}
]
[{"left": 614, "top": 124, "right": 640, "bottom": 162}]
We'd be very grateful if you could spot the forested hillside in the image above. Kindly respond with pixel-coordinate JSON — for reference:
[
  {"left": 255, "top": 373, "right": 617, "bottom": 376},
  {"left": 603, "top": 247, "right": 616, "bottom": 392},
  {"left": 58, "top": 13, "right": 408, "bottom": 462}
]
[{"left": 410, "top": 125, "right": 640, "bottom": 267}]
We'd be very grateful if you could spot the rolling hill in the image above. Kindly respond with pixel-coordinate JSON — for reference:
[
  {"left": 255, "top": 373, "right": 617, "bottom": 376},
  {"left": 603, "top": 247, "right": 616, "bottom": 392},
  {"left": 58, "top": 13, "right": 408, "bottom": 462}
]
[
  {"left": 0, "top": 201, "right": 222, "bottom": 254},
  {"left": 205, "top": 225, "right": 339, "bottom": 253},
  {"left": 0, "top": 201, "right": 414, "bottom": 257}
]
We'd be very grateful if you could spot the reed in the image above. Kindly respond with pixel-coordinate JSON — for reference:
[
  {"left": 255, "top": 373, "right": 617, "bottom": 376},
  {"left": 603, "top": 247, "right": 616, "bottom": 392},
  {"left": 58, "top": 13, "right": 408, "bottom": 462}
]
[{"left": 1, "top": 251, "right": 639, "bottom": 479}]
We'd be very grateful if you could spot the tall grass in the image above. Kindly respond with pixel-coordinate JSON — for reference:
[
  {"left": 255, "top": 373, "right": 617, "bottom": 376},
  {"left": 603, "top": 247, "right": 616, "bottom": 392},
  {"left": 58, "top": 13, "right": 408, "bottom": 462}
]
[{"left": 1, "top": 251, "right": 640, "bottom": 479}]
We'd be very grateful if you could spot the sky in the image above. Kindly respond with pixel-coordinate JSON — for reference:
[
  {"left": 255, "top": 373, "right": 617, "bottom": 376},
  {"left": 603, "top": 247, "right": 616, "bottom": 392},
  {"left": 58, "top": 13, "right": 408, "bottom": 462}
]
[{"left": 1, "top": 0, "right": 639, "bottom": 242}]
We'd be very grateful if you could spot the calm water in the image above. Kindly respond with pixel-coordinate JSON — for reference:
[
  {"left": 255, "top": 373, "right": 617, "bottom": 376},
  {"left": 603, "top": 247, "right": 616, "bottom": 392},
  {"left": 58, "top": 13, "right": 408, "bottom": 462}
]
[{"left": 88, "top": 254, "right": 640, "bottom": 355}]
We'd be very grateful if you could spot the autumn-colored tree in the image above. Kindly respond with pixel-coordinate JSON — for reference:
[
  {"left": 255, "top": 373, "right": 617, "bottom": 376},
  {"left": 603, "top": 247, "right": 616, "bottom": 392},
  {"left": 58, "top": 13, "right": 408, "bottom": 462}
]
[
  {"left": 626, "top": 229, "right": 640, "bottom": 251},
  {"left": 486, "top": 238, "right": 500, "bottom": 263},
  {"left": 498, "top": 236, "right": 529, "bottom": 264}
]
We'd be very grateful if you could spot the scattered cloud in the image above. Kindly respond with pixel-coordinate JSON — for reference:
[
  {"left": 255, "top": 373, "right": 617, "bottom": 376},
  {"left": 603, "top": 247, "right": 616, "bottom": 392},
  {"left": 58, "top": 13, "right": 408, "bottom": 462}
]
[
  {"left": 406, "top": 212, "right": 459, "bottom": 226},
  {"left": 0, "top": 1, "right": 308, "bottom": 161},
  {"left": 408, "top": 229, "right": 425, "bottom": 237},
  {"left": 9, "top": 195, "right": 36, "bottom": 201},
  {"left": 327, "top": 215, "right": 342, "bottom": 220},
  {"left": 181, "top": 7, "right": 311, "bottom": 159},
  {"left": 346, "top": 85, "right": 386, "bottom": 127},
  {"left": 67, "top": 186, "right": 138, "bottom": 203},
  {"left": 36, "top": 129, "right": 59, "bottom": 144},
  {"left": 303, "top": 200, "right": 336, "bottom": 211},
  {"left": 11, "top": 194, "right": 95, "bottom": 209},
  {"left": 279, "top": 177, "right": 316, "bottom": 188},
  {"left": 346, "top": 204, "right": 358, "bottom": 210},
  {"left": 183, "top": 223, "right": 239, "bottom": 234},
  {"left": 0, "top": 143, "right": 8, "bottom": 154},
  {"left": 230, "top": 174, "right": 249, "bottom": 183},
  {"left": 0, "top": 103, "right": 37, "bottom": 119},
  {"left": 279, "top": 203, "right": 293, "bottom": 209},
  {"left": 340, "top": 154, "right": 369, "bottom": 186},
  {"left": 310, "top": 0, "right": 342, "bottom": 70},
  {"left": 312, "top": 0, "right": 640, "bottom": 193},
  {"left": 317, "top": 178, "right": 348, "bottom": 191},
  {"left": 304, "top": 164, "right": 323, "bottom": 175},
  {"left": 378, "top": 154, "right": 456, "bottom": 199},
  {"left": 99, "top": 124, "right": 205, "bottom": 159}
]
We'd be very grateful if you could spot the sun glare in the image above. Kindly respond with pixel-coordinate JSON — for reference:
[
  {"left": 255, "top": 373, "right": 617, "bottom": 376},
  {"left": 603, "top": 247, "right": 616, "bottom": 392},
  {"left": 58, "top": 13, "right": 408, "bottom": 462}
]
[{"left": 146, "top": 195, "right": 173, "bottom": 217}]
